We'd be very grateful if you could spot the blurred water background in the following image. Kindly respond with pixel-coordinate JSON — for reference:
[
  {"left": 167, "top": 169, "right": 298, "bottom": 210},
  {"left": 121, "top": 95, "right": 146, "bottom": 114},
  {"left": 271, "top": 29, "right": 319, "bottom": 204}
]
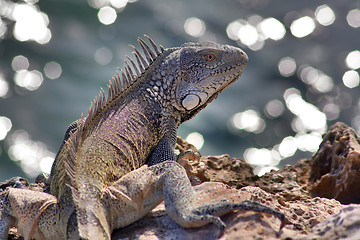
[{"left": 0, "top": 0, "right": 359, "bottom": 181}]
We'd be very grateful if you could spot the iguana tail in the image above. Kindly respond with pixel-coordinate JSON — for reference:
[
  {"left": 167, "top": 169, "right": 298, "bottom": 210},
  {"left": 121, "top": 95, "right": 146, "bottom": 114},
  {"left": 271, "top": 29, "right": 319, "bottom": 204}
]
[{"left": 75, "top": 198, "right": 111, "bottom": 240}]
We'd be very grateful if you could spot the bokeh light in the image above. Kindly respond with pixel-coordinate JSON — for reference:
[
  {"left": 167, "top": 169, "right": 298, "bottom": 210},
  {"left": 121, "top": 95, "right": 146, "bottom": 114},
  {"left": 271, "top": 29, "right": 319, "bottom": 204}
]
[
  {"left": 238, "top": 24, "right": 258, "bottom": 46},
  {"left": 278, "top": 136, "right": 297, "bottom": 158},
  {"left": 14, "top": 70, "right": 44, "bottom": 91},
  {"left": 110, "top": 0, "right": 128, "bottom": 9},
  {"left": 98, "top": 6, "right": 117, "bottom": 25},
  {"left": 345, "top": 50, "right": 360, "bottom": 70},
  {"left": 342, "top": 70, "right": 360, "bottom": 88},
  {"left": 0, "top": 18, "right": 7, "bottom": 39},
  {"left": 186, "top": 132, "right": 204, "bottom": 150},
  {"left": 88, "top": 0, "right": 136, "bottom": 10},
  {"left": 278, "top": 57, "right": 296, "bottom": 77},
  {"left": 0, "top": 116, "right": 12, "bottom": 141},
  {"left": 226, "top": 19, "right": 265, "bottom": 51},
  {"left": 315, "top": 5, "right": 336, "bottom": 26},
  {"left": 226, "top": 20, "right": 244, "bottom": 41},
  {"left": 259, "top": 17, "right": 286, "bottom": 41},
  {"left": 11, "top": 55, "right": 30, "bottom": 71},
  {"left": 94, "top": 47, "right": 113, "bottom": 65},
  {"left": 244, "top": 147, "right": 277, "bottom": 166},
  {"left": 231, "top": 109, "right": 265, "bottom": 133},
  {"left": 44, "top": 61, "right": 62, "bottom": 80},
  {"left": 298, "top": 65, "right": 334, "bottom": 93},
  {"left": 7, "top": 130, "right": 55, "bottom": 177},
  {"left": 184, "top": 17, "right": 206, "bottom": 37},
  {"left": 346, "top": 9, "right": 360, "bottom": 28},
  {"left": 290, "top": 16, "right": 316, "bottom": 38},
  {"left": 296, "top": 132, "right": 322, "bottom": 152},
  {"left": 12, "top": 3, "right": 51, "bottom": 44},
  {"left": 265, "top": 99, "right": 285, "bottom": 118},
  {"left": 322, "top": 103, "right": 340, "bottom": 120},
  {"left": 88, "top": 0, "right": 109, "bottom": 9},
  {"left": 284, "top": 88, "right": 327, "bottom": 133},
  {"left": 0, "top": 74, "right": 9, "bottom": 98}
]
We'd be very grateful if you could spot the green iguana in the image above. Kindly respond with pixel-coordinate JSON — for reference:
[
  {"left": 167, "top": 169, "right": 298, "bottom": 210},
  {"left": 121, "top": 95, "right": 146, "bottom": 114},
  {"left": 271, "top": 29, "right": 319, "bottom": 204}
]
[{"left": 0, "top": 35, "right": 285, "bottom": 239}]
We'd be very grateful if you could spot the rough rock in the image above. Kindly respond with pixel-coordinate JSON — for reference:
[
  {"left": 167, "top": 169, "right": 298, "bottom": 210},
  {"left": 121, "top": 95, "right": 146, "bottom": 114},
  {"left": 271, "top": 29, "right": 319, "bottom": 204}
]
[
  {"left": 112, "top": 182, "right": 343, "bottom": 240},
  {"left": 304, "top": 204, "right": 360, "bottom": 240},
  {"left": 310, "top": 122, "right": 360, "bottom": 204},
  {"left": 4, "top": 122, "right": 360, "bottom": 239},
  {"left": 176, "top": 139, "right": 311, "bottom": 201}
]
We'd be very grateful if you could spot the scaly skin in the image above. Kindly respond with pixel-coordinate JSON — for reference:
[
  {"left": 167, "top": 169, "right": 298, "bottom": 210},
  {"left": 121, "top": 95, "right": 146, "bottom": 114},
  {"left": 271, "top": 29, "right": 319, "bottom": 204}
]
[{"left": 0, "top": 36, "right": 285, "bottom": 239}]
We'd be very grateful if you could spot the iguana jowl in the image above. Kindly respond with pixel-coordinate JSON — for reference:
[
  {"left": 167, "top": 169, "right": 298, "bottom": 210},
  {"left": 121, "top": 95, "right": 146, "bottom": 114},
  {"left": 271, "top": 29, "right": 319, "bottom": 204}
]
[{"left": 0, "top": 36, "right": 284, "bottom": 239}]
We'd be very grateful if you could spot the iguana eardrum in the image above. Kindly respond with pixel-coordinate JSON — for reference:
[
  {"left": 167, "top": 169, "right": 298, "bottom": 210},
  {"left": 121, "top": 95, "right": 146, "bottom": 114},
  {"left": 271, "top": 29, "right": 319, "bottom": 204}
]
[{"left": 0, "top": 36, "right": 285, "bottom": 239}]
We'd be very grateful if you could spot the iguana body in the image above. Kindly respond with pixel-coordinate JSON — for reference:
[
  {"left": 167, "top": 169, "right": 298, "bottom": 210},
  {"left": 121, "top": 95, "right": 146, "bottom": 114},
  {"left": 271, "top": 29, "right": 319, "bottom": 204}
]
[{"left": 0, "top": 36, "right": 284, "bottom": 239}]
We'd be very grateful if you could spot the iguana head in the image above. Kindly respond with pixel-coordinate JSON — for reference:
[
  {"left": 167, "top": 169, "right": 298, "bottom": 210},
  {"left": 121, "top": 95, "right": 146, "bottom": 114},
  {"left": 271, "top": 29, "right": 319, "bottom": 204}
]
[
  {"left": 75, "top": 36, "right": 248, "bottom": 131},
  {"left": 173, "top": 41, "right": 248, "bottom": 122}
]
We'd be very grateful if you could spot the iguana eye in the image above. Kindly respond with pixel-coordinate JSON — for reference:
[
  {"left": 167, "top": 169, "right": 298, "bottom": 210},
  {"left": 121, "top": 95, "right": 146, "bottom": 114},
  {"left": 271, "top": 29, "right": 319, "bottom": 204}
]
[{"left": 203, "top": 53, "right": 216, "bottom": 62}]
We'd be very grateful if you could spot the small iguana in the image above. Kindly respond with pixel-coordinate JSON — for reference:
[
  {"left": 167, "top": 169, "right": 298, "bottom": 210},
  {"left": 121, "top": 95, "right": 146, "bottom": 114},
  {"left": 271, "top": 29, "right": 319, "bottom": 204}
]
[{"left": 0, "top": 35, "right": 284, "bottom": 239}]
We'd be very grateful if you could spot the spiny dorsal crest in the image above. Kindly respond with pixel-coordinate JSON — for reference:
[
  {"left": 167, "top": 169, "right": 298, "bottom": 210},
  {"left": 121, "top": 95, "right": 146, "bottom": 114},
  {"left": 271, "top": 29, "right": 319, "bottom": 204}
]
[
  {"left": 83, "top": 35, "right": 165, "bottom": 132},
  {"left": 62, "top": 35, "right": 165, "bottom": 189}
]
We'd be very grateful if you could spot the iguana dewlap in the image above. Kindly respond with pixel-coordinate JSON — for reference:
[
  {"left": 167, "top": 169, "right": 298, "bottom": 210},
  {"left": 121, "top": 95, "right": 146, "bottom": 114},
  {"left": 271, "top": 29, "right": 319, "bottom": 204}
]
[{"left": 0, "top": 36, "right": 284, "bottom": 239}]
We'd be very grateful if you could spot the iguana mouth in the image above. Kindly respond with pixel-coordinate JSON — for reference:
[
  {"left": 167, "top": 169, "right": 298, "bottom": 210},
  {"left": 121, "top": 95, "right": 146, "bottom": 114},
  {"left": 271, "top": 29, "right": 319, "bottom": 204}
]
[{"left": 180, "top": 71, "right": 244, "bottom": 123}]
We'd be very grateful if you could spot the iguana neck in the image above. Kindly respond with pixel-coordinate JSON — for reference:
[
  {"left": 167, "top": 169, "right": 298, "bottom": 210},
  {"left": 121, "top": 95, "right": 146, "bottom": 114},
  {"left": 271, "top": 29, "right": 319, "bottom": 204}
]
[
  {"left": 74, "top": 50, "right": 181, "bottom": 187},
  {"left": 77, "top": 94, "right": 169, "bottom": 186}
]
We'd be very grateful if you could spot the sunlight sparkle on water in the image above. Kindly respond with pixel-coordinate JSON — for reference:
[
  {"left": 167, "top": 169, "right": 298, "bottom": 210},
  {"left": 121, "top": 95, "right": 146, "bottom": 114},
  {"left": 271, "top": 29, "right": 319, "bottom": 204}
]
[
  {"left": 94, "top": 47, "right": 113, "bottom": 65},
  {"left": 296, "top": 132, "right": 322, "bottom": 152},
  {"left": 342, "top": 70, "right": 360, "bottom": 88},
  {"left": 290, "top": 16, "right": 316, "bottom": 38},
  {"left": 88, "top": 0, "right": 109, "bottom": 9},
  {"left": 345, "top": 50, "right": 360, "bottom": 70},
  {"left": 264, "top": 99, "right": 284, "bottom": 118},
  {"left": 88, "top": 0, "right": 134, "bottom": 9},
  {"left": 244, "top": 148, "right": 277, "bottom": 166},
  {"left": 299, "top": 65, "right": 334, "bottom": 93},
  {"left": 12, "top": 3, "right": 51, "bottom": 44},
  {"left": 238, "top": 24, "right": 258, "bottom": 46},
  {"left": 226, "top": 20, "right": 244, "bottom": 41},
  {"left": 347, "top": 9, "right": 360, "bottom": 28},
  {"left": 44, "top": 61, "right": 62, "bottom": 80},
  {"left": 259, "top": 17, "right": 286, "bottom": 41},
  {"left": 0, "top": 116, "right": 12, "bottom": 141},
  {"left": 231, "top": 109, "right": 265, "bottom": 133},
  {"left": 322, "top": 103, "right": 340, "bottom": 120},
  {"left": 284, "top": 88, "right": 326, "bottom": 133},
  {"left": 98, "top": 6, "right": 117, "bottom": 25},
  {"left": 225, "top": 17, "right": 284, "bottom": 51},
  {"left": 7, "top": 130, "right": 55, "bottom": 177},
  {"left": 40, "top": 156, "right": 55, "bottom": 174},
  {"left": 0, "top": 74, "right": 9, "bottom": 98},
  {"left": 254, "top": 166, "right": 279, "bottom": 177},
  {"left": 11, "top": 55, "right": 29, "bottom": 71},
  {"left": 0, "top": 18, "right": 7, "bottom": 39},
  {"left": 184, "top": 17, "right": 206, "bottom": 38},
  {"left": 278, "top": 57, "right": 296, "bottom": 77},
  {"left": 315, "top": 5, "right": 336, "bottom": 26},
  {"left": 185, "top": 132, "right": 204, "bottom": 150},
  {"left": 278, "top": 136, "right": 297, "bottom": 158},
  {"left": 14, "top": 69, "right": 44, "bottom": 91},
  {"left": 110, "top": 0, "right": 128, "bottom": 9}
]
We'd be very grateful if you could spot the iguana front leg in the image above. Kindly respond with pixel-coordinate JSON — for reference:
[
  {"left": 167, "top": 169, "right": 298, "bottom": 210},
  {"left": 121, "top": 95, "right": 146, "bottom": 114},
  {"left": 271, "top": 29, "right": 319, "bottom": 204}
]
[
  {"left": 106, "top": 161, "right": 285, "bottom": 236},
  {"left": 152, "top": 162, "right": 285, "bottom": 235},
  {"left": 146, "top": 117, "right": 178, "bottom": 166}
]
